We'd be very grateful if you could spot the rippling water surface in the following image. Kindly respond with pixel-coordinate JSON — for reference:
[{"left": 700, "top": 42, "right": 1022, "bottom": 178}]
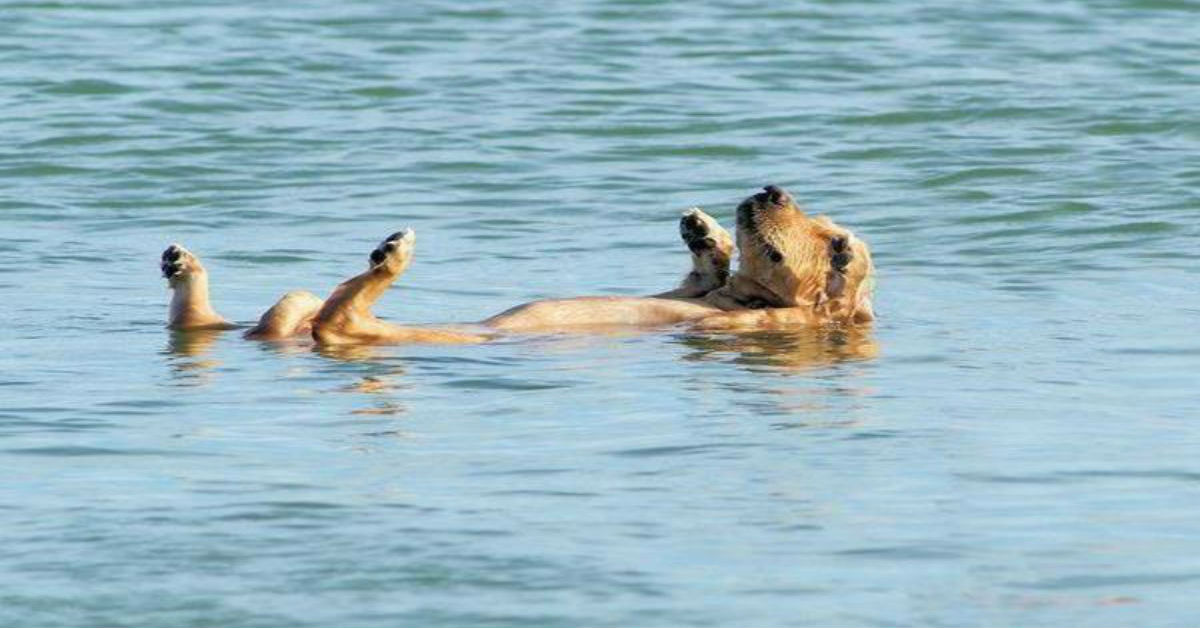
[{"left": 2, "top": 1, "right": 1198, "bottom": 626}]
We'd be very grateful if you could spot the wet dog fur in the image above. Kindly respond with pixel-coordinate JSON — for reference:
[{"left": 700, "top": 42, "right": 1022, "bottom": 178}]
[{"left": 161, "top": 186, "right": 875, "bottom": 344}]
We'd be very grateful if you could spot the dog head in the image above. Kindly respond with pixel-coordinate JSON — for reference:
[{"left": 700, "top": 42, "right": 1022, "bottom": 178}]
[{"left": 716, "top": 185, "right": 875, "bottom": 324}]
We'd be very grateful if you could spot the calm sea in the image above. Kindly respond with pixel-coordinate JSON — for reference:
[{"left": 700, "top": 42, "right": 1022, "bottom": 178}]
[{"left": 2, "top": 1, "right": 1198, "bottom": 626}]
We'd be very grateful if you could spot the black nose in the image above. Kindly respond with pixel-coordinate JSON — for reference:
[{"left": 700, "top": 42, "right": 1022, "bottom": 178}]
[{"left": 762, "top": 185, "right": 786, "bottom": 205}]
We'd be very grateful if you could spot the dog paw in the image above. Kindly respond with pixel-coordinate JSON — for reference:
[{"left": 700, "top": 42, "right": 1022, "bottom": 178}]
[
  {"left": 161, "top": 244, "right": 202, "bottom": 280},
  {"left": 368, "top": 228, "right": 415, "bottom": 274},
  {"left": 673, "top": 208, "right": 733, "bottom": 296},
  {"left": 829, "top": 235, "right": 853, "bottom": 271},
  {"left": 823, "top": 234, "right": 855, "bottom": 299},
  {"left": 680, "top": 208, "right": 733, "bottom": 257}
]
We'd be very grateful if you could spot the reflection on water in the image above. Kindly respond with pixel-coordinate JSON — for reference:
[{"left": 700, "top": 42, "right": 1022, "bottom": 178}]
[
  {"left": 343, "top": 374, "right": 409, "bottom": 417},
  {"left": 163, "top": 329, "right": 228, "bottom": 385},
  {"left": 675, "top": 326, "right": 879, "bottom": 372},
  {"left": 165, "top": 328, "right": 227, "bottom": 358},
  {"left": 313, "top": 344, "right": 410, "bottom": 416},
  {"left": 341, "top": 375, "right": 404, "bottom": 395},
  {"left": 315, "top": 343, "right": 386, "bottom": 363},
  {"left": 676, "top": 326, "right": 879, "bottom": 424},
  {"left": 254, "top": 337, "right": 317, "bottom": 358}
]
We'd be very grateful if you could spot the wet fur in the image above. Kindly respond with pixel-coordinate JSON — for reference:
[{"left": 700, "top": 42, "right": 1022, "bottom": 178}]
[{"left": 162, "top": 187, "right": 875, "bottom": 344}]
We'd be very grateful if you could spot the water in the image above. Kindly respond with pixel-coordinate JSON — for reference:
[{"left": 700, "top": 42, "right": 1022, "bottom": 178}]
[{"left": 2, "top": 0, "right": 1198, "bottom": 625}]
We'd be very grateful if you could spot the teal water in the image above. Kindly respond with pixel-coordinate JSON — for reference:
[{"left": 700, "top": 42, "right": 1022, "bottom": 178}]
[{"left": 2, "top": 1, "right": 1199, "bottom": 626}]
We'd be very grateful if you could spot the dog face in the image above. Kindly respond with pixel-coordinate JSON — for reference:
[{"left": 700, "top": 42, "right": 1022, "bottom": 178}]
[{"left": 728, "top": 185, "right": 875, "bottom": 323}]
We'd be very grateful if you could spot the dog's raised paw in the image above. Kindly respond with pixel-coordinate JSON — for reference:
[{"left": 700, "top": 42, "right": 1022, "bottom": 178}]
[
  {"left": 671, "top": 208, "right": 733, "bottom": 297},
  {"left": 680, "top": 209, "right": 715, "bottom": 253},
  {"left": 829, "top": 235, "right": 852, "bottom": 272},
  {"left": 680, "top": 208, "right": 733, "bottom": 256},
  {"left": 368, "top": 228, "right": 416, "bottom": 273},
  {"left": 161, "top": 243, "right": 198, "bottom": 279}
]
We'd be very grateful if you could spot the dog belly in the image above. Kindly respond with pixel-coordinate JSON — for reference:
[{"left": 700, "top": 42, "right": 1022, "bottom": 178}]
[{"left": 483, "top": 297, "right": 720, "bottom": 332}]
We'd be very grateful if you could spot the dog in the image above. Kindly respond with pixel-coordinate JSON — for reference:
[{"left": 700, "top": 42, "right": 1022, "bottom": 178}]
[{"left": 161, "top": 186, "right": 875, "bottom": 344}]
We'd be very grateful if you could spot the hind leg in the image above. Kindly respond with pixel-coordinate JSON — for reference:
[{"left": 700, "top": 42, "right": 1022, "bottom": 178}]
[
  {"left": 161, "top": 244, "right": 235, "bottom": 330},
  {"left": 655, "top": 208, "right": 734, "bottom": 298},
  {"left": 311, "top": 229, "right": 485, "bottom": 345},
  {"left": 244, "top": 290, "right": 324, "bottom": 340}
]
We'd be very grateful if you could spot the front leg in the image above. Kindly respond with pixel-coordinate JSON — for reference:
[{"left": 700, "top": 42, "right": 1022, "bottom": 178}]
[{"left": 655, "top": 208, "right": 734, "bottom": 299}]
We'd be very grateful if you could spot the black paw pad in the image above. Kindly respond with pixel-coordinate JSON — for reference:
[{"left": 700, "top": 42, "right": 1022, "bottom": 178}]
[
  {"left": 681, "top": 213, "right": 710, "bottom": 236},
  {"left": 161, "top": 246, "right": 184, "bottom": 277},
  {"left": 386, "top": 231, "right": 406, "bottom": 243},
  {"left": 681, "top": 213, "right": 716, "bottom": 253},
  {"left": 830, "top": 236, "right": 852, "bottom": 271},
  {"left": 370, "top": 248, "right": 386, "bottom": 265},
  {"left": 687, "top": 236, "right": 716, "bottom": 254}
]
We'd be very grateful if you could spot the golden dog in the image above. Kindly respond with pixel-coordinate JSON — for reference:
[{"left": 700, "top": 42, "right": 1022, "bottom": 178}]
[{"left": 161, "top": 186, "right": 875, "bottom": 344}]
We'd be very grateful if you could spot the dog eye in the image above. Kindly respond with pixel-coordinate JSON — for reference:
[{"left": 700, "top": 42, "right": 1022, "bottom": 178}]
[
  {"left": 768, "top": 249, "right": 784, "bottom": 263},
  {"left": 830, "top": 236, "right": 847, "bottom": 253}
]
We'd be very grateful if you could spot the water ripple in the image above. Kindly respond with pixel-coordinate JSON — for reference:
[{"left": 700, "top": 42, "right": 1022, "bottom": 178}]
[{"left": 2, "top": 1, "right": 1198, "bottom": 626}]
